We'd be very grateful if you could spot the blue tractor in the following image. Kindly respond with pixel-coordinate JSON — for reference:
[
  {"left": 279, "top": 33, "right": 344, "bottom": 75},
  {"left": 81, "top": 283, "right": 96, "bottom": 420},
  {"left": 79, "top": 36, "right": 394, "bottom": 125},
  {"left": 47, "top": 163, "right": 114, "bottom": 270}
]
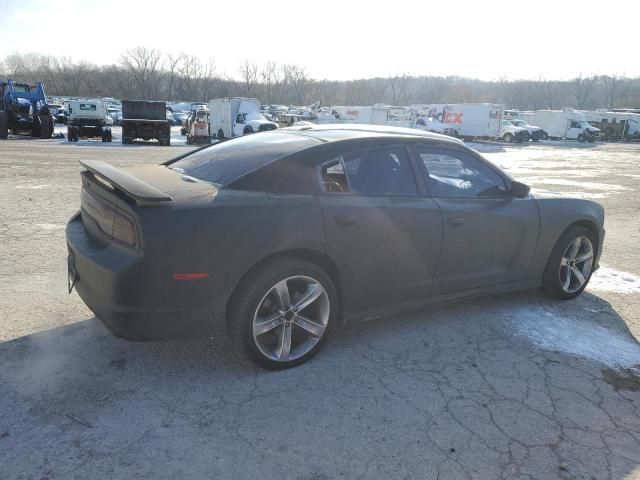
[{"left": 0, "top": 80, "right": 54, "bottom": 139}]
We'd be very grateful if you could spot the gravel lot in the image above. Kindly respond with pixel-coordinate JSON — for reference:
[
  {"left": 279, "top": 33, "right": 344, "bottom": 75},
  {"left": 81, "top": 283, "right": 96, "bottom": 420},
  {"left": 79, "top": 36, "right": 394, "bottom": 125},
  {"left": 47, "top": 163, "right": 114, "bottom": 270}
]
[{"left": 1, "top": 135, "right": 640, "bottom": 479}]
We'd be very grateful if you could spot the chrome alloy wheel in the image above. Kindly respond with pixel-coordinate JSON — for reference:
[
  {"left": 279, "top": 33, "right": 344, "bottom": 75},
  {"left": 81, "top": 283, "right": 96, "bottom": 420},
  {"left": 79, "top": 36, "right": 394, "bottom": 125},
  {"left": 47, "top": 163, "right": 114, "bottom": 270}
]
[
  {"left": 252, "top": 276, "right": 330, "bottom": 362},
  {"left": 559, "top": 236, "right": 594, "bottom": 294}
]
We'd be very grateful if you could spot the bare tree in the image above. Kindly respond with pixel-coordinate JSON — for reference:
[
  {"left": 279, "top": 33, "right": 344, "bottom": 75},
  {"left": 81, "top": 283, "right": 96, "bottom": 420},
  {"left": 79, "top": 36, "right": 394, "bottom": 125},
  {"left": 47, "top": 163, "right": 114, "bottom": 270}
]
[
  {"left": 600, "top": 75, "right": 620, "bottom": 109},
  {"left": 119, "top": 46, "right": 163, "bottom": 99},
  {"left": 569, "top": 74, "right": 598, "bottom": 109},
  {"left": 238, "top": 60, "right": 258, "bottom": 97}
]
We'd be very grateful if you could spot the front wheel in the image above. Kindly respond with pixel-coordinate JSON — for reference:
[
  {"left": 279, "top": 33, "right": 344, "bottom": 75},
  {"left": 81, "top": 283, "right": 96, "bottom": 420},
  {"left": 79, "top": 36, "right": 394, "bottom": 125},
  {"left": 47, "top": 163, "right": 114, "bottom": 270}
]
[
  {"left": 577, "top": 134, "right": 586, "bottom": 143},
  {"left": 228, "top": 258, "right": 338, "bottom": 369},
  {"left": 503, "top": 132, "right": 513, "bottom": 143},
  {"left": 541, "top": 226, "right": 596, "bottom": 299}
]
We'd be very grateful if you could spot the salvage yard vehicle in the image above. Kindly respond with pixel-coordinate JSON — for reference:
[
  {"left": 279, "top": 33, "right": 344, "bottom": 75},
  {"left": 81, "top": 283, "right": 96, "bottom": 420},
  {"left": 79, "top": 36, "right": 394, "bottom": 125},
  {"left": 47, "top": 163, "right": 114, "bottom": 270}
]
[
  {"left": 121, "top": 100, "right": 170, "bottom": 146},
  {"left": 66, "top": 124, "right": 605, "bottom": 369},
  {"left": 209, "top": 97, "right": 278, "bottom": 140},
  {"left": 419, "top": 103, "right": 505, "bottom": 140},
  {"left": 528, "top": 109, "right": 600, "bottom": 142},
  {"left": 510, "top": 118, "right": 546, "bottom": 141},
  {"left": 67, "top": 101, "right": 112, "bottom": 142},
  {"left": 501, "top": 119, "right": 530, "bottom": 143},
  {"left": 581, "top": 110, "right": 640, "bottom": 141},
  {"left": 185, "top": 105, "right": 211, "bottom": 145},
  {"left": 0, "top": 80, "right": 54, "bottom": 139}
]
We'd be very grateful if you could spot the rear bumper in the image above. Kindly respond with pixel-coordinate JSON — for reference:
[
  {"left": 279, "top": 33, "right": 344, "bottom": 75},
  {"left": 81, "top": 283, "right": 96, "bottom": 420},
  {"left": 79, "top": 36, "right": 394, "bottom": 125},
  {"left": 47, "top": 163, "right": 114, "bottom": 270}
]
[{"left": 66, "top": 212, "right": 213, "bottom": 340}]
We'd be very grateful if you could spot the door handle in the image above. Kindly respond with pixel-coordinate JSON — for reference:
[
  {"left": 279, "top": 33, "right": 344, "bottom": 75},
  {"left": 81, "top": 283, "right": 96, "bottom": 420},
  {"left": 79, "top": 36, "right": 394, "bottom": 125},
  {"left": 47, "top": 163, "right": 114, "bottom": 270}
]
[
  {"left": 446, "top": 216, "right": 465, "bottom": 227},
  {"left": 334, "top": 213, "right": 358, "bottom": 227}
]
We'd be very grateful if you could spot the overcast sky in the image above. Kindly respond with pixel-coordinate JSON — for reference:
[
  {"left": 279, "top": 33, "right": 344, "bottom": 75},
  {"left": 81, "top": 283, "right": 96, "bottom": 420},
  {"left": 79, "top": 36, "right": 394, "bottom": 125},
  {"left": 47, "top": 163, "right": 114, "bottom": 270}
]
[{"left": 1, "top": 0, "right": 638, "bottom": 81}]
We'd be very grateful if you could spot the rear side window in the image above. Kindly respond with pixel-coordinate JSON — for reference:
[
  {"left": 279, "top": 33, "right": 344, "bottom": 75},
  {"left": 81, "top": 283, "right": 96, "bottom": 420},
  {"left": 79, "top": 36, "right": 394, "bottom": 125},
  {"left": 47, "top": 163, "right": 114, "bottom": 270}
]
[
  {"left": 168, "top": 132, "right": 314, "bottom": 185},
  {"left": 321, "top": 147, "right": 417, "bottom": 196}
]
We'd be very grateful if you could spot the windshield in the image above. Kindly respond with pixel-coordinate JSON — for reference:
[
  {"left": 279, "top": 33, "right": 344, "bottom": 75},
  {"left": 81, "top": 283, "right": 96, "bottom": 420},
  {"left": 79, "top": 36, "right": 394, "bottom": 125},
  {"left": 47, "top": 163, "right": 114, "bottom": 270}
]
[{"left": 168, "top": 132, "right": 314, "bottom": 185}]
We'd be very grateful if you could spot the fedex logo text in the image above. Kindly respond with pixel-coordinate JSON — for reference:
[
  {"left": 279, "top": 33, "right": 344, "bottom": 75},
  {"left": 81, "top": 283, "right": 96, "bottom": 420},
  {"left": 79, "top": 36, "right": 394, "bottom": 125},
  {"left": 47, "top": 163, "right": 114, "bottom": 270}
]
[{"left": 443, "top": 112, "right": 463, "bottom": 124}]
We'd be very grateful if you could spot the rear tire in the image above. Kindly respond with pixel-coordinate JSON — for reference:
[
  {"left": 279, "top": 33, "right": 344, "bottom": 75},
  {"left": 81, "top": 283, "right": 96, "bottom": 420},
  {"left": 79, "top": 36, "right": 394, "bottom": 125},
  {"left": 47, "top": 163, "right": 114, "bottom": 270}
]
[
  {"left": 228, "top": 257, "right": 338, "bottom": 370},
  {"left": 541, "top": 226, "right": 596, "bottom": 300},
  {"left": 217, "top": 129, "right": 224, "bottom": 141},
  {"left": 0, "top": 111, "right": 8, "bottom": 139}
]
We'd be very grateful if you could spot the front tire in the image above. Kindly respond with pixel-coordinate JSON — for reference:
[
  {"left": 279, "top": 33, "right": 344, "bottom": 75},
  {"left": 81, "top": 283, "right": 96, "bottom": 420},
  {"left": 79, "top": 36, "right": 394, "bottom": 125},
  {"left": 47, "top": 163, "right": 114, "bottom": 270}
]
[
  {"left": 228, "top": 257, "right": 338, "bottom": 370},
  {"left": 503, "top": 132, "right": 513, "bottom": 143},
  {"left": 541, "top": 226, "right": 596, "bottom": 299}
]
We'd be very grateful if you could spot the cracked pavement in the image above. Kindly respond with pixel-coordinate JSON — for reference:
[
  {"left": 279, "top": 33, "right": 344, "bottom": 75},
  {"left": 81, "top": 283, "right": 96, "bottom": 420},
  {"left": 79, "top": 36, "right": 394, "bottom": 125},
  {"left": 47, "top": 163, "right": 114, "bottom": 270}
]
[{"left": 1, "top": 138, "right": 639, "bottom": 479}]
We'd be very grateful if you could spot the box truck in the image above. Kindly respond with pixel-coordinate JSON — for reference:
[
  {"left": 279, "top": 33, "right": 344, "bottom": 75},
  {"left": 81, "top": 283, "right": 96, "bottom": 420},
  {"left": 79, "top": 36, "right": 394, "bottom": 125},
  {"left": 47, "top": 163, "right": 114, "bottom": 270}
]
[
  {"left": 324, "top": 106, "right": 390, "bottom": 125},
  {"left": 581, "top": 110, "right": 640, "bottom": 141},
  {"left": 527, "top": 109, "right": 600, "bottom": 142},
  {"left": 208, "top": 97, "right": 277, "bottom": 140},
  {"left": 416, "top": 103, "right": 508, "bottom": 140}
]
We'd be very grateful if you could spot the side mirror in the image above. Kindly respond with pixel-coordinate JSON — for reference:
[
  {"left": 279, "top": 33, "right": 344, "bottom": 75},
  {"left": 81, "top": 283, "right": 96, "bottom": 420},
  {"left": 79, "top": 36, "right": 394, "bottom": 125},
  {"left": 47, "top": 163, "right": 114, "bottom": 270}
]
[{"left": 511, "top": 180, "right": 530, "bottom": 198}]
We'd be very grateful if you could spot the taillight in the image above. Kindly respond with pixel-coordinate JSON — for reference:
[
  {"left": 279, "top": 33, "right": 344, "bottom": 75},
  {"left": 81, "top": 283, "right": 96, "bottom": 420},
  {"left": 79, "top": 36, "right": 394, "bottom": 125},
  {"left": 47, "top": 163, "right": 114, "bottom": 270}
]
[{"left": 112, "top": 209, "right": 138, "bottom": 247}]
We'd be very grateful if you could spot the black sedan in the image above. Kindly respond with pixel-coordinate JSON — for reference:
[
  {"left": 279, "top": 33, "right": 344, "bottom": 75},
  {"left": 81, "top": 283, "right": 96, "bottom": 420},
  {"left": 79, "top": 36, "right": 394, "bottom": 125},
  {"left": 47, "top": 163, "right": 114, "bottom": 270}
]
[{"left": 66, "top": 125, "right": 605, "bottom": 369}]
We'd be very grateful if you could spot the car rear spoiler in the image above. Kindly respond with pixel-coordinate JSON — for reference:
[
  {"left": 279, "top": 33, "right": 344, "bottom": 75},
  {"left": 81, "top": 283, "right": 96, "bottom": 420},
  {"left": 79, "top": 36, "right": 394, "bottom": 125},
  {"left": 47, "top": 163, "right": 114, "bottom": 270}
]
[{"left": 79, "top": 160, "right": 173, "bottom": 203}]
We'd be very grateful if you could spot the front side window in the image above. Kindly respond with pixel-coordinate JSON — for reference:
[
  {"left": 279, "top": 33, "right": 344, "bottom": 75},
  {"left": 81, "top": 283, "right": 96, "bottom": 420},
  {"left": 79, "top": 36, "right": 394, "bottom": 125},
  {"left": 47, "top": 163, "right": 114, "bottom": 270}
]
[
  {"left": 570, "top": 121, "right": 581, "bottom": 128},
  {"left": 417, "top": 148, "right": 507, "bottom": 198},
  {"left": 321, "top": 147, "right": 417, "bottom": 196},
  {"left": 235, "top": 113, "right": 245, "bottom": 124}
]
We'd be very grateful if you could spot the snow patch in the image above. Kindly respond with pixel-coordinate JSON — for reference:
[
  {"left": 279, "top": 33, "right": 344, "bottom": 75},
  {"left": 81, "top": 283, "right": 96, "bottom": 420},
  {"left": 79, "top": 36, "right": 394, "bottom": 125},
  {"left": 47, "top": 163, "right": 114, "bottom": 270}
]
[
  {"left": 588, "top": 266, "right": 640, "bottom": 294},
  {"left": 35, "top": 223, "right": 65, "bottom": 230},
  {"left": 16, "top": 184, "right": 50, "bottom": 189},
  {"left": 508, "top": 306, "right": 640, "bottom": 369}
]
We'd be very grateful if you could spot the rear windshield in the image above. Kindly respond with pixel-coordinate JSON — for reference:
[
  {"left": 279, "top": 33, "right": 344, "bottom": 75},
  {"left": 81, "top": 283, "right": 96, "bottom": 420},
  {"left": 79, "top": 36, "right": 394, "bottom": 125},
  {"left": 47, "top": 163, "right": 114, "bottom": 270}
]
[{"left": 168, "top": 132, "right": 316, "bottom": 185}]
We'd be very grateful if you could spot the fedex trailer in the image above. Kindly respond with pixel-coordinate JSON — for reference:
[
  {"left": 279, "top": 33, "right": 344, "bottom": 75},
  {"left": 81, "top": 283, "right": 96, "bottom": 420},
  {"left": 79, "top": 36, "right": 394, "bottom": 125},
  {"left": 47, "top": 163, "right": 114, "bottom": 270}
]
[
  {"left": 330, "top": 106, "right": 389, "bottom": 125},
  {"left": 527, "top": 109, "right": 600, "bottom": 142},
  {"left": 417, "top": 103, "right": 504, "bottom": 139}
]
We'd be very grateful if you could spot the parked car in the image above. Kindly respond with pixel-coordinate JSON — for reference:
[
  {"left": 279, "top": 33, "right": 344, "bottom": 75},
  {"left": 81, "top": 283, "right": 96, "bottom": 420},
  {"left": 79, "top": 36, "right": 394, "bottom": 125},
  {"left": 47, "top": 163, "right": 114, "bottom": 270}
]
[
  {"left": 510, "top": 119, "right": 546, "bottom": 141},
  {"left": 501, "top": 120, "right": 530, "bottom": 143},
  {"left": 173, "top": 111, "right": 190, "bottom": 126},
  {"left": 66, "top": 124, "right": 604, "bottom": 369}
]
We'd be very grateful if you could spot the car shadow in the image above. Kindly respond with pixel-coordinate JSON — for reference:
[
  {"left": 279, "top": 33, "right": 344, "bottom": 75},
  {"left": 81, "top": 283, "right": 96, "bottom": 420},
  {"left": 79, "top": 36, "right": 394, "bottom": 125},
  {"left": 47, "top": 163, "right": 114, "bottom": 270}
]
[{"left": 1, "top": 290, "right": 640, "bottom": 479}]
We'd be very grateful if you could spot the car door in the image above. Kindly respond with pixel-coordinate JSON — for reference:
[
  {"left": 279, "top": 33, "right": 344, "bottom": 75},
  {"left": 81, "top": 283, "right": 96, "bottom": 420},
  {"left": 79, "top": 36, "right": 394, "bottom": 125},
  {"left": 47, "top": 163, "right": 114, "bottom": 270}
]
[
  {"left": 232, "top": 113, "right": 245, "bottom": 136},
  {"left": 318, "top": 144, "right": 443, "bottom": 312},
  {"left": 414, "top": 145, "right": 540, "bottom": 293},
  {"left": 566, "top": 120, "right": 583, "bottom": 139}
]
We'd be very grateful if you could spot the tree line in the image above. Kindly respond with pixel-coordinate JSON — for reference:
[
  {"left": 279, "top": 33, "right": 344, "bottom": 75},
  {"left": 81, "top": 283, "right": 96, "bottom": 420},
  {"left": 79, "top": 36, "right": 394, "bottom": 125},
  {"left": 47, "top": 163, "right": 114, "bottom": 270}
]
[{"left": 2, "top": 48, "right": 639, "bottom": 110}]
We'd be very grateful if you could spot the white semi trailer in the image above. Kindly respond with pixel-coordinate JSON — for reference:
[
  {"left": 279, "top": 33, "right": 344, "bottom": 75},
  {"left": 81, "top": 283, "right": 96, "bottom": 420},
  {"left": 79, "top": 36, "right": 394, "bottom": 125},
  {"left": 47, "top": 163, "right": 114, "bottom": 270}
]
[{"left": 208, "top": 97, "right": 277, "bottom": 140}]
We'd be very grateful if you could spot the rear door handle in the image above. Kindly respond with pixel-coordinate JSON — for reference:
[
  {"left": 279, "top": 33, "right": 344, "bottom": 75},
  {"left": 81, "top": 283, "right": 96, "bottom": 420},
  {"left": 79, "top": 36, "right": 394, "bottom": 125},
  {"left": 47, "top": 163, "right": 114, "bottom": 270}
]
[
  {"left": 335, "top": 213, "right": 358, "bottom": 227},
  {"left": 446, "top": 216, "right": 465, "bottom": 227}
]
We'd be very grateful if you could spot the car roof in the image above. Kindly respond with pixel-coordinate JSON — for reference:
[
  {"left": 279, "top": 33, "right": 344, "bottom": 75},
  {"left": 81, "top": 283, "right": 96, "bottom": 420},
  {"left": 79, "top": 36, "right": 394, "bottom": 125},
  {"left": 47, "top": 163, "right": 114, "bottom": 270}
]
[{"left": 282, "top": 123, "right": 464, "bottom": 145}]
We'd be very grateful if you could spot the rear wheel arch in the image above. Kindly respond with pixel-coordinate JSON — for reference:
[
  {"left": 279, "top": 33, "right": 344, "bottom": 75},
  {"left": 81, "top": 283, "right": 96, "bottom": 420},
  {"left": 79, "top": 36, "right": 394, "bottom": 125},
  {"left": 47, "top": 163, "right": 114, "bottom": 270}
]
[{"left": 225, "top": 249, "right": 343, "bottom": 331}]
